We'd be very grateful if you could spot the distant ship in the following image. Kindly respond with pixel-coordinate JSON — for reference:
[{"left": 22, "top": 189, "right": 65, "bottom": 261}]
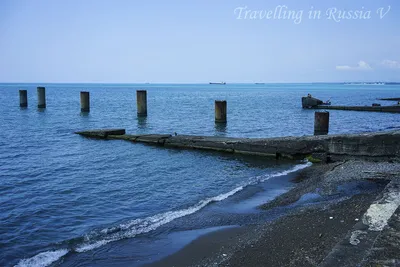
[
  {"left": 209, "top": 82, "right": 226, "bottom": 85},
  {"left": 344, "top": 82, "right": 386, "bottom": 85}
]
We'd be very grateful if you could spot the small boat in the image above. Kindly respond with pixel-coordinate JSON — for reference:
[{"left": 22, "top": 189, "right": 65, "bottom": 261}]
[
  {"left": 209, "top": 82, "right": 226, "bottom": 85},
  {"left": 322, "top": 98, "right": 332, "bottom": 105}
]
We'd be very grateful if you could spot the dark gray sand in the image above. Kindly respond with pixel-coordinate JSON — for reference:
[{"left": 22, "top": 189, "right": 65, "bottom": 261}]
[
  {"left": 146, "top": 160, "right": 400, "bottom": 267},
  {"left": 223, "top": 194, "right": 376, "bottom": 267},
  {"left": 146, "top": 194, "right": 377, "bottom": 267}
]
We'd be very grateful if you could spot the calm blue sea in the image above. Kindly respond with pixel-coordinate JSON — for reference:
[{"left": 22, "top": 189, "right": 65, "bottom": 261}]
[{"left": 1, "top": 83, "right": 399, "bottom": 267}]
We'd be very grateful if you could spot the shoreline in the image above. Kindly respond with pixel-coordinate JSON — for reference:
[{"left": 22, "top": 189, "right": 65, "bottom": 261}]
[
  {"left": 145, "top": 160, "right": 400, "bottom": 267},
  {"left": 146, "top": 193, "right": 378, "bottom": 267}
]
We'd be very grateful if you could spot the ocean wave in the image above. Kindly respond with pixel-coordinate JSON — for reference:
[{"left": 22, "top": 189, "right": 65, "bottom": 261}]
[
  {"left": 249, "top": 161, "right": 312, "bottom": 184},
  {"left": 76, "top": 162, "right": 311, "bottom": 253},
  {"left": 16, "top": 161, "right": 311, "bottom": 266},
  {"left": 15, "top": 249, "right": 69, "bottom": 267},
  {"left": 76, "top": 185, "right": 244, "bottom": 252}
]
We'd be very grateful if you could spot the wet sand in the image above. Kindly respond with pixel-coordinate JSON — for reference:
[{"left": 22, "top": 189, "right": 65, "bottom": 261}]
[
  {"left": 146, "top": 193, "right": 378, "bottom": 267},
  {"left": 145, "top": 160, "right": 400, "bottom": 267},
  {"left": 223, "top": 194, "right": 377, "bottom": 267}
]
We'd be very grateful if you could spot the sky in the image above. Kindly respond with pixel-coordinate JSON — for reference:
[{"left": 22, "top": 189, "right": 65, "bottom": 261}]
[{"left": 0, "top": 0, "right": 399, "bottom": 83}]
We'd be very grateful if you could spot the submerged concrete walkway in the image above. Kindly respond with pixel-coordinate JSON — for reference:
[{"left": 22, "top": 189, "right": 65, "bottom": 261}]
[
  {"left": 76, "top": 129, "right": 400, "bottom": 159},
  {"left": 308, "top": 105, "right": 400, "bottom": 113}
]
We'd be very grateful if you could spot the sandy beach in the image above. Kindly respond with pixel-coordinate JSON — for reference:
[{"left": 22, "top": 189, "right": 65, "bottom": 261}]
[{"left": 146, "top": 159, "right": 400, "bottom": 267}]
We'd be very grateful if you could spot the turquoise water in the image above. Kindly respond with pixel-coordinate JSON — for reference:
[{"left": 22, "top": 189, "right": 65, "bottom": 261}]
[{"left": 1, "top": 83, "right": 399, "bottom": 266}]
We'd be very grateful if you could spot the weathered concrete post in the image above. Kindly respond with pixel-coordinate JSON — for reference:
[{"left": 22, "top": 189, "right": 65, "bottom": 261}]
[
  {"left": 314, "top": 111, "right": 329, "bottom": 135},
  {"left": 80, "top": 91, "right": 90, "bottom": 112},
  {"left": 37, "top": 87, "right": 46, "bottom": 108},
  {"left": 136, "top": 90, "right": 147, "bottom": 116},
  {"left": 215, "top": 100, "right": 227, "bottom": 123},
  {"left": 19, "top": 90, "right": 28, "bottom": 107}
]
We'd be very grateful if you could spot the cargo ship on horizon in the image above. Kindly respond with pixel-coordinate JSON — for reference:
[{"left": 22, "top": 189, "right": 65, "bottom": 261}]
[{"left": 209, "top": 81, "right": 226, "bottom": 85}]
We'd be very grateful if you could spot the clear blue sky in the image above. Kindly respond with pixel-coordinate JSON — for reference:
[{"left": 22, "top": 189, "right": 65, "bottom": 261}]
[{"left": 0, "top": 0, "right": 399, "bottom": 83}]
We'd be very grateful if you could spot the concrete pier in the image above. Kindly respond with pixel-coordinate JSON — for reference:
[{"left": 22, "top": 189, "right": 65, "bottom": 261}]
[
  {"left": 80, "top": 91, "right": 90, "bottom": 112},
  {"left": 215, "top": 100, "right": 227, "bottom": 123},
  {"left": 378, "top": 97, "right": 400, "bottom": 101},
  {"left": 302, "top": 95, "right": 400, "bottom": 113},
  {"left": 19, "top": 90, "right": 28, "bottom": 107},
  {"left": 309, "top": 105, "right": 400, "bottom": 113},
  {"left": 302, "top": 96, "right": 323, "bottom": 108},
  {"left": 76, "top": 129, "right": 125, "bottom": 138},
  {"left": 314, "top": 112, "right": 329, "bottom": 135},
  {"left": 37, "top": 87, "right": 46, "bottom": 108},
  {"left": 137, "top": 90, "right": 147, "bottom": 116},
  {"left": 76, "top": 129, "right": 400, "bottom": 159}
]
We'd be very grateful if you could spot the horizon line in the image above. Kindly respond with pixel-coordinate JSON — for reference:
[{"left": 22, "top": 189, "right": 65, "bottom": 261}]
[{"left": 1, "top": 81, "right": 398, "bottom": 85}]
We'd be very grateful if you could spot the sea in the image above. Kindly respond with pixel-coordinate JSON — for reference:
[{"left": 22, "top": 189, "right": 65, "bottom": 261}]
[{"left": 1, "top": 83, "right": 399, "bottom": 267}]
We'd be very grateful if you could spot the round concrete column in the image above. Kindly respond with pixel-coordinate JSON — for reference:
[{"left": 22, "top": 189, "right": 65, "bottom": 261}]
[
  {"left": 314, "top": 111, "right": 329, "bottom": 135},
  {"left": 19, "top": 90, "right": 28, "bottom": 107},
  {"left": 215, "top": 100, "right": 227, "bottom": 123},
  {"left": 80, "top": 91, "right": 90, "bottom": 112},
  {"left": 137, "top": 90, "right": 147, "bottom": 116},
  {"left": 37, "top": 87, "right": 46, "bottom": 108}
]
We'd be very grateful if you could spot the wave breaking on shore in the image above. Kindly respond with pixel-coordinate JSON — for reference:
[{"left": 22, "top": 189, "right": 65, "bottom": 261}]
[{"left": 15, "top": 162, "right": 311, "bottom": 267}]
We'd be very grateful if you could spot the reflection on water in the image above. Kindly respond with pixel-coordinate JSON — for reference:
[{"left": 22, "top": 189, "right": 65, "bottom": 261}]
[
  {"left": 137, "top": 116, "right": 147, "bottom": 129},
  {"left": 214, "top": 122, "right": 227, "bottom": 135}
]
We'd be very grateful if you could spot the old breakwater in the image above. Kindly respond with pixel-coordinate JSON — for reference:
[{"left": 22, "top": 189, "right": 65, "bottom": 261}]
[
  {"left": 301, "top": 96, "right": 400, "bottom": 113},
  {"left": 307, "top": 105, "right": 400, "bottom": 113},
  {"left": 75, "top": 129, "right": 400, "bottom": 160}
]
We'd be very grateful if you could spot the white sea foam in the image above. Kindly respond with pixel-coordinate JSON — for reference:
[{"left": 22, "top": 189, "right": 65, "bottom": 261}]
[
  {"left": 264, "top": 161, "right": 311, "bottom": 180},
  {"left": 15, "top": 249, "right": 69, "bottom": 267},
  {"left": 76, "top": 185, "right": 244, "bottom": 252},
  {"left": 75, "top": 239, "right": 114, "bottom": 253},
  {"left": 22, "top": 162, "right": 312, "bottom": 263},
  {"left": 249, "top": 161, "right": 312, "bottom": 184},
  {"left": 76, "top": 162, "right": 311, "bottom": 253}
]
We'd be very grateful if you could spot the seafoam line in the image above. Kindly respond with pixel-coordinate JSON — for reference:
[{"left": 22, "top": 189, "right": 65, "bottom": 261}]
[
  {"left": 14, "top": 249, "right": 69, "bottom": 267},
  {"left": 15, "top": 162, "right": 312, "bottom": 266}
]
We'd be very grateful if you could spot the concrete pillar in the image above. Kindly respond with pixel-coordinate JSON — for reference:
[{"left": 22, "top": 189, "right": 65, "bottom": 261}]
[
  {"left": 80, "top": 91, "right": 90, "bottom": 112},
  {"left": 19, "top": 90, "right": 28, "bottom": 107},
  {"left": 314, "top": 111, "right": 329, "bottom": 135},
  {"left": 136, "top": 90, "right": 147, "bottom": 116},
  {"left": 215, "top": 100, "right": 227, "bottom": 123},
  {"left": 37, "top": 87, "right": 46, "bottom": 108}
]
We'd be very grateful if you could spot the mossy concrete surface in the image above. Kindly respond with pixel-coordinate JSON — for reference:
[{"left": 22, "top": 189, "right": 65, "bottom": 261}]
[{"left": 75, "top": 129, "right": 400, "bottom": 159}]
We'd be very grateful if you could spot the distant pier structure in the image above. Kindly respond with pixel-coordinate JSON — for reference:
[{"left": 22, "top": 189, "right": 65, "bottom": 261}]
[
  {"left": 302, "top": 95, "right": 323, "bottom": 108},
  {"left": 377, "top": 97, "right": 400, "bottom": 101},
  {"left": 302, "top": 95, "right": 400, "bottom": 113}
]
